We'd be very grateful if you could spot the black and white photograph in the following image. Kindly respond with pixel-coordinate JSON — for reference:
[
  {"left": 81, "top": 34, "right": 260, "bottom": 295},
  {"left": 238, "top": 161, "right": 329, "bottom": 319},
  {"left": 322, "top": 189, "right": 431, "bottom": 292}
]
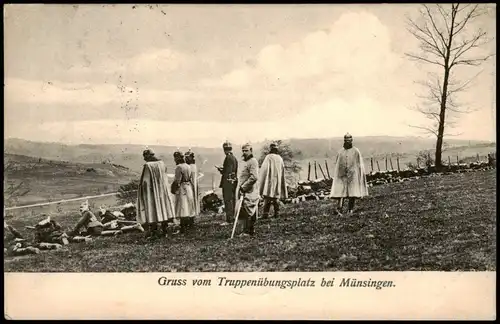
[{"left": 4, "top": 3, "right": 496, "bottom": 319}]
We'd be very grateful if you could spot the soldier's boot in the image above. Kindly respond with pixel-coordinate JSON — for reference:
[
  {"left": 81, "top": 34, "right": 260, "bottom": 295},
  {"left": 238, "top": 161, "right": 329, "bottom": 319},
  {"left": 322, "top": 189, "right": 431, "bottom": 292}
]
[{"left": 273, "top": 200, "right": 280, "bottom": 218}]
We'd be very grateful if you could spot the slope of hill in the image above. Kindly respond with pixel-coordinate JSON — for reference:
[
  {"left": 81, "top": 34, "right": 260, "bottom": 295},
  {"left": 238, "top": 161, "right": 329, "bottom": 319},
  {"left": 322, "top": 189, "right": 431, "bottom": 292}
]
[
  {"left": 4, "top": 153, "right": 140, "bottom": 207},
  {"left": 4, "top": 138, "right": 223, "bottom": 172},
  {"left": 4, "top": 153, "right": 137, "bottom": 178}
]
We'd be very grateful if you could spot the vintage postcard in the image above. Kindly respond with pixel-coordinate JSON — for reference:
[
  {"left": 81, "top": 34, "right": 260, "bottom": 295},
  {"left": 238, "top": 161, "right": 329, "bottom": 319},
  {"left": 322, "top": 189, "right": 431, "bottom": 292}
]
[{"left": 3, "top": 3, "right": 496, "bottom": 320}]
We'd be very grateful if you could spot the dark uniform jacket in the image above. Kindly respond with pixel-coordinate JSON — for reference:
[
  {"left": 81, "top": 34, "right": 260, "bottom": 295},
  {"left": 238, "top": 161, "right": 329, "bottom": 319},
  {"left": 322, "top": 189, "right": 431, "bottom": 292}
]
[{"left": 219, "top": 152, "right": 238, "bottom": 189}]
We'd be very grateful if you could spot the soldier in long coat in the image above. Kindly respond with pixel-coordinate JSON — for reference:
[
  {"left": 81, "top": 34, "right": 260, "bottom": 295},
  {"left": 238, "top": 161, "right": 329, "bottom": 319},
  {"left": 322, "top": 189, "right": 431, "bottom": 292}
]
[
  {"left": 237, "top": 143, "right": 260, "bottom": 237},
  {"left": 259, "top": 142, "right": 288, "bottom": 218},
  {"left": 216, "top": 141, "right": 238, "bottom": 226},
  {"left": 171, "top": 151, "right": 196, "bottom": 233},
  {"left": 136, "top": 148, "right": 175, "bottom": 238},
  {"left": 185, "top": 150, "right": 201, "bottom": 216},
  {"left": 329, "top": 133, "right": 369, "bottom": 215}
]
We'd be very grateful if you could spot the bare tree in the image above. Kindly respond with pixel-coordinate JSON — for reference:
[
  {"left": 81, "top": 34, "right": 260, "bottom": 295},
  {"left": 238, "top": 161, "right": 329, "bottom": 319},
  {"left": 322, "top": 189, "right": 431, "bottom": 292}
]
[{"left": 405, "top": 4, "right": 494, "bottom": 169}]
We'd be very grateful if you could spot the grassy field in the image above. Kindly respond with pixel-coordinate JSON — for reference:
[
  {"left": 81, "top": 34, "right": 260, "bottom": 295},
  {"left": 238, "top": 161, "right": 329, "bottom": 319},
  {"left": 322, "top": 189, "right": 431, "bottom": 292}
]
[{"left": 4, "top": 169, "right": 496, "bottom": 272}]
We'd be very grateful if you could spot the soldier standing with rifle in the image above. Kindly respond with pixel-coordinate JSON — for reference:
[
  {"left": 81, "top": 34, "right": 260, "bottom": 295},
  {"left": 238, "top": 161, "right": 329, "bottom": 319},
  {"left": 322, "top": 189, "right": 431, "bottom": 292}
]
[{"left": 216, "top": 141, "right": 238, "bottom": 226}]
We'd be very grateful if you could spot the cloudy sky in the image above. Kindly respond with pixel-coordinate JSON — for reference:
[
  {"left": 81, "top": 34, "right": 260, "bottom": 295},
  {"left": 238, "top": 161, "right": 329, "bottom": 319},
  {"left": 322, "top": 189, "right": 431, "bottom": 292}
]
[{"left": 4, "top": 4, "right": 496, "bottom": 148}]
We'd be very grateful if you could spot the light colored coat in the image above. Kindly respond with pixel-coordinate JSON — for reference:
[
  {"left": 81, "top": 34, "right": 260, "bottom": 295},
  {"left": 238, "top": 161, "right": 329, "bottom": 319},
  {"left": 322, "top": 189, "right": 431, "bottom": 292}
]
[
  {"left": 329, "top": 147, "right": 369, "bottom": 198},
  {"left": 173, "top": 163, "right": 196, "bottom": 218},
  {"left": 136, "top": 161, "right": 176, "bottom": 224},
  {"left": 259, "top": 153, "right": 288, "bottom": 199},
  {"left": 239, "top": 157, "right": 260, "bottom": 215},
  {"left": 189, "top": 164, "right": 201, "bottom": 215}
]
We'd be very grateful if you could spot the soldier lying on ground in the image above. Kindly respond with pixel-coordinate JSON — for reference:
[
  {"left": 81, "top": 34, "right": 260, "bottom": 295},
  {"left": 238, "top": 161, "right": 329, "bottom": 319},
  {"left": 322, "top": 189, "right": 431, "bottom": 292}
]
[
  {"left": 97, "top": 206, "right": 144, "bottom": 236},
  {"left": 98, "top": 206, "right": 123, "bottom": 224},
  {"left": 120, "top": 203, "right": 138, "bottom": 221},
  {"left": 30, "top": 215, "right": 69, "bottom": 245},
  {"left": 25, "top": 215, "right": 91, "bottom": 244},
  {"left": 4, "top": 221, "right": 40, "bottom": 256},
  {"left": 5, "top": 219, "right": 66, "bottom": 256},
  {"left": 65, "top": 201, "right": 144, "bottom": 238}
]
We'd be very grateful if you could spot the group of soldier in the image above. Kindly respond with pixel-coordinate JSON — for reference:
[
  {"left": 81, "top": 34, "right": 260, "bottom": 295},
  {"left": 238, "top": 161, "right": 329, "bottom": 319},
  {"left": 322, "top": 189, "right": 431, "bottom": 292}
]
[
  {"left": 135, "top": 132, "right": 369, "bottom": 239},
  {"left": 135, "top": 148, "right": 201, "bottom": 238},
  {"left": 4, "top": 133, "right": 369, "bottom": 250},
  {"left": 4, "top": 133, "right": 368, "bottom": 257},
  {"left": 215, "top": 141, "right": 289, "bottom": 237},
  {"left": 133, "top": 141, "right": 289, "bottom": 238}
]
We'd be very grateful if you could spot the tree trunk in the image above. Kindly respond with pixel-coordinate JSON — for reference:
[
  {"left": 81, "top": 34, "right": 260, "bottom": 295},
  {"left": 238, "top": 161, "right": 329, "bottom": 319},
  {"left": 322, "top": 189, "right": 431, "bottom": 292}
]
[
  {"left": 435, "top": 5, "right": 458, "bottom": 171},
  {"left": 436, "top": 44, "right": 453, "bottom": 170},
  {"left": 435, "top": 67, "right": 449, "bottom": 171}
]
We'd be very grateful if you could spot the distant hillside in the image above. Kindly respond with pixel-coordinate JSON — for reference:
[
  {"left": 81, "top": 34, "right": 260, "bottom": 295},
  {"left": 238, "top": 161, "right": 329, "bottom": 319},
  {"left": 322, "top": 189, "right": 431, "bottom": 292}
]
[
  {"left": 4, "top": 138, "right": 223, "bottom": 173},
  {"left": 4, "top": 139, "right": 225, "bottom": 196},
  {"left": 4, "top": 137, "right": 494, "bottom": 169},
  {"left": 4, "top": 153, "right": 140, "bottom": 206},
  {"left": 4, "top": 153, "right": 138, "bottom": 178}
]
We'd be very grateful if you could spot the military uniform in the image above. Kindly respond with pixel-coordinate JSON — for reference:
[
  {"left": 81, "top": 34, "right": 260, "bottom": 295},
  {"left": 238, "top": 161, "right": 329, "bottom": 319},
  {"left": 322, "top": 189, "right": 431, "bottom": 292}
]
[
  {"left": 172, "top": 151, "right": 196, "bottom": 233},
  {"left": 238, "top": 143, "right": 260, "bottom": 236},
  {"left": 218, "top": 141, "right": 239, "bottom": 224},
  {"left": 259, "top": 142, "right": 288, "bottom": 218}
]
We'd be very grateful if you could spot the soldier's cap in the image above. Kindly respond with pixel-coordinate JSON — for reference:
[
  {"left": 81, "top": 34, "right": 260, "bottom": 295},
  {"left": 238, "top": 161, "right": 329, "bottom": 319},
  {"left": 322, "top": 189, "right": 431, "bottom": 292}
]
[
  {"left": 184, "top": 149, "right": 195, "bottom": 158},
  {"left": 344, "top": 133, "right": 353, "bottom": 139},
  {"left": 222, "top": 141, "right": 232, "bottom": 149},
  {"left": 242, "top": 143, "right": 253, "bottom": 151},
  {"left": 173, "top": 149, "right": 184, "bottom": 159},
  {"left": 270, "top": 142, "right": 279, "bottom": 149},
  {"left": 143, "top": 148, "right": 155, "bottom": 156}
]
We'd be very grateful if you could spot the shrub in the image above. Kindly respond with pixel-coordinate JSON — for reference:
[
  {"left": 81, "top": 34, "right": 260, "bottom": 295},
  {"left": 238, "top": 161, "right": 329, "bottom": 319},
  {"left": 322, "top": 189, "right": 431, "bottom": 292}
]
[{"left": 117, "top": 179, "right": 140, "bottom": 205}]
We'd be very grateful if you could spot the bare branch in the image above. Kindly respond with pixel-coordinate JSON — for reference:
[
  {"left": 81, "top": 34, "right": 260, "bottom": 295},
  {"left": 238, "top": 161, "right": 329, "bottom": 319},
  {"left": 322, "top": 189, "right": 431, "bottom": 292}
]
[
  {"left": 450, "top": 31, "right": 491, "bottom": 66},
  {"left": 447, "top": 70, "right": 483, "bottom": 95},
  {"left": 406, "top": 18, "right": 446, "bottom": 58},
  {"left": 445, "top": 95, "right": 479, "bottom": 114},
  {"left": 447, "top": 102, "right": 478, "bottom": 114},
  {"left": 446, "top": 95, "right": 462, "bottom": 108},
  {"left": 436, "top": 4, "right": 451, "bottom": 36},
  {"left": 405, "top": 53, "right": 445, "bottom": 67},
  {"left": 452, "top": 4, "right": 481, "bottom": 37},
  {"left": 423, "top": 4, "right": 449, "bottom": 48},
  {"left": 432, "top": 73, "right": 443, "bottom": 97},
  {"left": 422, "top": 25, "right": 448, "bottom": 58},
  {"left": 415, "top": 73, "right": 444, "bottom": 105},
  {"left": 408, "top": 124, "right": 439, "bottom": 137},
  {"left": 447, "top": 106, "right": 470, "bottom": 114},
  {"left": 445, "top": 91, "right": 477, "bottom": 114},
  {"left": 417, "top": 109, "right": 441, "bottom": 123},
  {"left": 450, "top": 31, "right": 490, "bottom": 53},
  {"left": 456, "top": 4, "right": 472, "bottom": 14},
  {"left": 452, "top": 54, "right": 495, "bottom": 67}
]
